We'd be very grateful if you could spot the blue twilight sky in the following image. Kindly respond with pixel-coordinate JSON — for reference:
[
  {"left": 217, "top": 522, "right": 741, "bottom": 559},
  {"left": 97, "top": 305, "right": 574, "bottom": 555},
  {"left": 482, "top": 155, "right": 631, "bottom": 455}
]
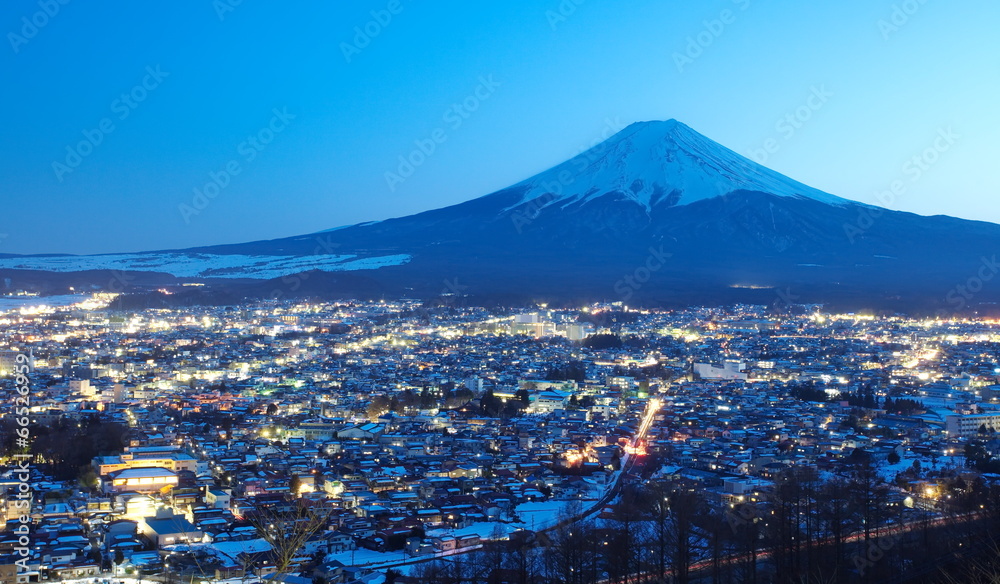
[{"left": 1, "top": 0, "right": 998, "bottom": 255}]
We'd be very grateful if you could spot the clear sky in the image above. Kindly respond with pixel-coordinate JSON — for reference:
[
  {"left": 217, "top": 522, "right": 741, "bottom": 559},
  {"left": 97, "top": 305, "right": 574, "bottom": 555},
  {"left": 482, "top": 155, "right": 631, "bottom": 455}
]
[{"left": 1, "top": 0, "right": 998, "bottom": 255}]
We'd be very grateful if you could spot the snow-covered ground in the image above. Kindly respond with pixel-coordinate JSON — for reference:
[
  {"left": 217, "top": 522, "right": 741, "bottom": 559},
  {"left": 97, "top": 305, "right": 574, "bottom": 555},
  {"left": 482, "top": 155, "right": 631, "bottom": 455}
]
[
  {"left": 0, "top": 252, "right": 411, "bottom": 280},
  {"left": 316, "top": 499, "right": 586, "bottom": 571},
  {"left": 326, "top": 546, "right": 410, "bottom": 567},
  {"left": 513, "top": 500, "right": 572, "bottom": 530},
  {"left": 204, "top": 537, "right": 274, "bottom": 562},
  {"left": 0, "top": 293, "right": 94, "bottom": 310}
]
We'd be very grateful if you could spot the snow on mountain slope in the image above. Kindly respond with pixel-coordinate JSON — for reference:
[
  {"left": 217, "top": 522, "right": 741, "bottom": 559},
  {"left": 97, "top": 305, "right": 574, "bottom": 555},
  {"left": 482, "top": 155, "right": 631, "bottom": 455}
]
[
  {"left": 504, "top": 119, "right": 853, "bottom": 213},
  {"left": 0, "top": 252, "right": 411, "bottom": 279}
]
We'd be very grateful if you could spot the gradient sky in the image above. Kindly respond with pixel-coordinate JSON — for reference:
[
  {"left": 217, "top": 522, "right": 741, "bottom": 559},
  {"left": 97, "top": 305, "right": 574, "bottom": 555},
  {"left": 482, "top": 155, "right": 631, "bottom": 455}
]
[{"left": 2, "top": 0, "right": 998, "bottom": 255}]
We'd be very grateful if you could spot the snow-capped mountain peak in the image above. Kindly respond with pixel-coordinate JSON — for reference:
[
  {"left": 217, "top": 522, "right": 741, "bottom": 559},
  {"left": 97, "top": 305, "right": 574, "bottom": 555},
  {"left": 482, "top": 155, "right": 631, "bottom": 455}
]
[{"left": 505, "top": 119, "right": 852, "bottom": 213}]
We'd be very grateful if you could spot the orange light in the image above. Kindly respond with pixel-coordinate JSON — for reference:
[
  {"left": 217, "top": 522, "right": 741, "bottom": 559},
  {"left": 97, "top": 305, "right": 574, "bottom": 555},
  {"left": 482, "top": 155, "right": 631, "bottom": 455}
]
[{"left": 624, "top": 444, "right": 648, "bottom": 456}]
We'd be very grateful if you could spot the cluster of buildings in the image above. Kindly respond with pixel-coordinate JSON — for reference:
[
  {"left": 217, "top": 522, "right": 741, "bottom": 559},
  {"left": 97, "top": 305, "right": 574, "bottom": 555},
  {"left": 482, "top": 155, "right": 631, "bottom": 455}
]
[{"left": 0, "top": 298, "right": 999, "bottom": 581}]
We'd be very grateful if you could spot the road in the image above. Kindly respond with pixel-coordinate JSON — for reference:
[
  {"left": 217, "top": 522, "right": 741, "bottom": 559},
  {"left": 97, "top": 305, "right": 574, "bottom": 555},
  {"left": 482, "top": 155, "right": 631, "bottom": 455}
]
[
  {"left": 350, "top": 398, "right": 663, "bottom": 571},
  {"left": 599, "top": 510, "right": 986, "bottom": 583},
  {"left": 566, "top": 398, "right": 660, "bottom": 523}
]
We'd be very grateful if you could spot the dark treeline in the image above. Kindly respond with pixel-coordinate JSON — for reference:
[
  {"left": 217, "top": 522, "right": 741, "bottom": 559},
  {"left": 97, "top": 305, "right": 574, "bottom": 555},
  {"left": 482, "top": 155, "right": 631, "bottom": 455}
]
[
  {"left": 0, "top": 415, "right": 129, "bottom": 484},
  {"left": 789, "top": 382, "right": 924, "bottom": 414},
  {"left": 408, "top": 465, "right": 1000, "bottom": 584}
]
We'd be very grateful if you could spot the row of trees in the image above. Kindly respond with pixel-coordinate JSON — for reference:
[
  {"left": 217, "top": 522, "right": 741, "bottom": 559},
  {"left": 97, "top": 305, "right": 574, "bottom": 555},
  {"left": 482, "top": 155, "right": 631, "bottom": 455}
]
[
  {"left": 365, "top": 386, "right": 467, "bottom": 418},
  {"left": 409, "top": 463, "right": 1000, "bottom": 584},
  {"left": 365, "top": 386, "right": 536, "bottom": 420},
  {"left": 789, "top": 382, "right": 924, "bottom": 414},
  {"left": 0, "top": 414, "right": 129, "bottom": 483}
]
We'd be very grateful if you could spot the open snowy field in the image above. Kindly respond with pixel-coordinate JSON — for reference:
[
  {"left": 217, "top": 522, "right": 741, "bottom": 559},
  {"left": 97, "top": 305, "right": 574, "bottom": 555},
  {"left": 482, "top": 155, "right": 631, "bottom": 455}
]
[{"left": 0, "top": 252, "right": 411, "bottom": 280}]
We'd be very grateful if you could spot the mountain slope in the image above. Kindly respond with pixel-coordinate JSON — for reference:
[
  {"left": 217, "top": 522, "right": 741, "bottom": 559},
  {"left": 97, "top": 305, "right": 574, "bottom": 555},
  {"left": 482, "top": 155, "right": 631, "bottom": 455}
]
[{"left": 3, "top": 120, "right": 999, "bottom": 313}]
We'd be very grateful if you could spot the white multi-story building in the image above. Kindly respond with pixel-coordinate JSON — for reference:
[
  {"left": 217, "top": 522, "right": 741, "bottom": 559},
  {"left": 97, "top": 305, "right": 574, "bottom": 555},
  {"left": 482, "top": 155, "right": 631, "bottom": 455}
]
[
  {"left": 695, "top": 361, "right": 747, "bottom": 381},
  {"left": 945, "top": 413, "right": 1000, "bottom": 437}
]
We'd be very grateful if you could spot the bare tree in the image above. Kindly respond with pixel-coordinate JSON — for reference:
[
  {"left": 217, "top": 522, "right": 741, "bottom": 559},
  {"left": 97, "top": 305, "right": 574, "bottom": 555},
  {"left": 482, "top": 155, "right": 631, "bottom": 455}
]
[
  {"left": 646, "top": 483, "right": 672, "bottom": 583},
  {"left": 606, "top": 485, "right": 648, "bottom": 583},
  {"left": 934, "top": 536, "right": 1000, "bottom": 584},
  {"left": 543, "top": 500, "right": 600, "bottom": 583},
  {"left": 817, "top": 476, "right": 851, "bottom": 579},
  {"left": 847, "top": 458, "right": 892, "bottom": 583},
  {"left": 667, "top": 488, "right": 703, "bottom": 584},
  {"left": 248, "top": 496, "right": 335, "bottom": 577},
  {"left": 769, "top": 468, "right": 804, "bottom": 582},
  {"left": 731, "top": 499, "right": 762, "bottom": 584}
]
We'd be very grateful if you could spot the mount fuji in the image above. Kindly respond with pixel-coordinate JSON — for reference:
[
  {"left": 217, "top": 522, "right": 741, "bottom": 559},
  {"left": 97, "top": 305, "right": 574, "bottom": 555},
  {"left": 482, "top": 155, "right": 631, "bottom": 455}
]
[
  {"left": 502, "top": 119, "right": 853, "bottom": 212},
  {"left": 4, "top": 120, "right": 1000, "bottom": 313}
]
